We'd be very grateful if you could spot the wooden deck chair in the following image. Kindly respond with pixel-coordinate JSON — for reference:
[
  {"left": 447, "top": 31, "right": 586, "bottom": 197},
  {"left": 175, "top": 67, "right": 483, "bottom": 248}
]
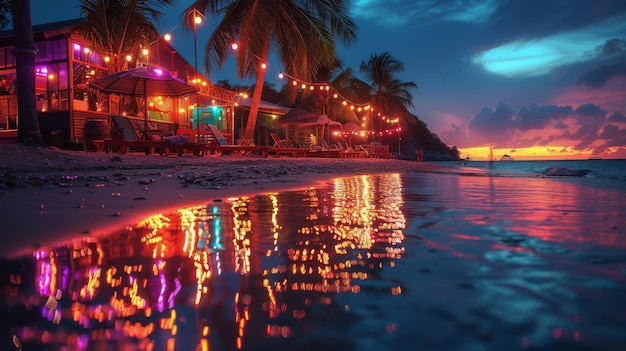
[
  {"left": 184, "top": 124, "right": 270, "bottom": 157},
  {"left": 205, "top": 124, "right": 230, "bottom": 146},
  {"left": 104, "top": 115, "right": 180, "bottom": 155},
  {"left": 270, "top": 132, "right": 293, "bottom": 148},
  {"left": 266, "top": 132, "right": 308, "bottom": 157},
  {"left": 111, "top": 115, "right": 140, "bottom": 142}
]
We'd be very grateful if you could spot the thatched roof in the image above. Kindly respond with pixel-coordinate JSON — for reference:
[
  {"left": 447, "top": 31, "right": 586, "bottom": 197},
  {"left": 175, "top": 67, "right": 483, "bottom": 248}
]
[{"left": 278, "top": 107, "right": 319, "bottom": 125}]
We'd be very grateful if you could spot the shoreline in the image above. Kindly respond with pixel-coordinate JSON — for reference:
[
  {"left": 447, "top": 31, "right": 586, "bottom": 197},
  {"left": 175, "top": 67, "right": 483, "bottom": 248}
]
[{"left": 0, "top": 143, "right": 451, "bottom": 259}]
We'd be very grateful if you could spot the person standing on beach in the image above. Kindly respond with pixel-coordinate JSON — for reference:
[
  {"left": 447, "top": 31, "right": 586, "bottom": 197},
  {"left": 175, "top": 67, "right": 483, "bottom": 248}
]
[{"left": 415, "top": 148, "right": 424, "bottom": 162}]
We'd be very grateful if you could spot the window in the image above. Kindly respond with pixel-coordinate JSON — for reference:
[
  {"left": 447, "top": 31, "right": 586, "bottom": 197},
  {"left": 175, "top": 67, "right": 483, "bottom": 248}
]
[
  {"left": 35, "top": 62, "right": 69, "bottom": 111},
  {"left": 72, "top": 42, "right": 102, "bottom": 66},
  {"left": 35, "top": 39, "right": 67, "bottom": 62},
  {"left": 72, "top": 62, "right": 109, "bottom": 112},
  {"left": 0, "top": 72, "right": 17, "bottom": 130},
  {"left": 71, "top": 41, "right": 109, "bottom": 112},
  {"left": 0, "top": 46, "right": 15, "bottom": 69}
]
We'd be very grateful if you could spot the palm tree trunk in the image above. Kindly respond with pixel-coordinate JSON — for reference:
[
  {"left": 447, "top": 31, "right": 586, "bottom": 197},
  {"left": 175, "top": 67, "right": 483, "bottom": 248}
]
[
  {"left": 242, "top": 34, "right": 270, "bottom": 143},
  {"left": 12, "top": 0, "right": 42, "bottom": 145}
]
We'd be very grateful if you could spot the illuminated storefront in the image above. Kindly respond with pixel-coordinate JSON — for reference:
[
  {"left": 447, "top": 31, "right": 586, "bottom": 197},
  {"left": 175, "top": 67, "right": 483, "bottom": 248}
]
[{"left": 0, "top": 19, "right": 239, "bottom": 146}]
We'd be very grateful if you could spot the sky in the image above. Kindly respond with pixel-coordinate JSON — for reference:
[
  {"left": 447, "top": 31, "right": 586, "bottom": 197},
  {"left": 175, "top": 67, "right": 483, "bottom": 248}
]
[{"left": 26, "top": 0, "right": 626, "bottom": 160}]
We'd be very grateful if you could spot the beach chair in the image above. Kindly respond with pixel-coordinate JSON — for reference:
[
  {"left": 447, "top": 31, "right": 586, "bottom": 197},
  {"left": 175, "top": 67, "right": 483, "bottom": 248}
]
[
  {"left": 270, "top": 132, "right": 293, "bottom": 148},
  {"left": 339, "top": 143, "right": 368, "bottom": 158},
  {"left": 178, "top": 124, "right": 270, "bottom": 157},
  {"left": 103, "top": 116, "right": 192, "bottom": 155},
  {"left": 268, "top": 132, "right": 308, "bottom": 157}
]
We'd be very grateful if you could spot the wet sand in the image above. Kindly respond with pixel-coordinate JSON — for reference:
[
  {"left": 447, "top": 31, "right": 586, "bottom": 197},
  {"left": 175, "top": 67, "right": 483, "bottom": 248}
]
[{"left": 0, "top": 143, "right": 449, "bottom": 259}]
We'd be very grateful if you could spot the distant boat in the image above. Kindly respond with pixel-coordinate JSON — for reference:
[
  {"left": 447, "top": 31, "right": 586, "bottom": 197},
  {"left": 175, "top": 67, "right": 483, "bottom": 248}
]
[
  {"left": 500, "top": 154, "right": 515, "bottom": 161},
  {"left": 588, "top": 156, "right": 602, "bottom": 160}
]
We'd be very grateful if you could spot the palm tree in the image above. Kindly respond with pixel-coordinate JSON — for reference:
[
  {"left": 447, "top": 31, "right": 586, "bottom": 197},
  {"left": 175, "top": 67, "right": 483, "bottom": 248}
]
[
  {"left": 185, "top": 0, "right": 357, "bottom": 143},
  {"left": 359, "top": 52, "right": 418, "bottom": 131},
  {"left": 292, "top": 64, "right": 366, "bottom": 124},
  {"left": 326, "top": 67, "right": 373, "bottom": 123},
  {"left": 79, "top": 0, "right": 174, "bottom": 73},
  {"left": 12, "top": 0, "right": 42, "bottom": 144}
]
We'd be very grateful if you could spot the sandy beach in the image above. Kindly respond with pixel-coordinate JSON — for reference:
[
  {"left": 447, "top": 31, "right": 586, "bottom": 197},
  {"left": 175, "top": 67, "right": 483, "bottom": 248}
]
[{"left": 0, "top": 143, "right": 447, "bottom": 259}]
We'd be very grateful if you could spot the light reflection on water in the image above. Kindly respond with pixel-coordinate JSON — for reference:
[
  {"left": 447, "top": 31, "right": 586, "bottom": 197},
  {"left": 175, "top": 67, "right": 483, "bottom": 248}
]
[{"left": 1, "top": 173, "right": 625, "bottom": 351}]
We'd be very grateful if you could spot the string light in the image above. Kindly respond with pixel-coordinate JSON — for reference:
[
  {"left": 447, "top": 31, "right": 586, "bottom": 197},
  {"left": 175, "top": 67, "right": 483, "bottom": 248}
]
[
  {"left": 143, "top": 14, "right": 400, "bottom": 128},
  {"left": 266, "top": 67, "right": 397, "bottom": 121}
]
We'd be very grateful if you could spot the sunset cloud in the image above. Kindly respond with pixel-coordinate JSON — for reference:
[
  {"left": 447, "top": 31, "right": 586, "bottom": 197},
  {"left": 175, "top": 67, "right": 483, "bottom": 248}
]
[{"left": 442, "top": 101, "right": 626, "bottom": 158}]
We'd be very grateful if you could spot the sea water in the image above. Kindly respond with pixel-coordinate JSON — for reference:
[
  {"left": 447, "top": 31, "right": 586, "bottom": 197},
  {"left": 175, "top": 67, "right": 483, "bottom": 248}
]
[
  {"left": 1, "top": 162, "right": 625, "bottom": 351},
  {"left": 436, "top": 159, "right": 626, "bottom": 183}
]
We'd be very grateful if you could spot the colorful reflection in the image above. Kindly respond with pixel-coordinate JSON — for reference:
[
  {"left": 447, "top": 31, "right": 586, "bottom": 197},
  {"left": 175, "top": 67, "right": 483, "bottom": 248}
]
[
  {"left": 0, "top": 174, "right": 406, "bottom": 351},
  {"left": 2, "top": 173, "right": 625, "bottom": 351}
]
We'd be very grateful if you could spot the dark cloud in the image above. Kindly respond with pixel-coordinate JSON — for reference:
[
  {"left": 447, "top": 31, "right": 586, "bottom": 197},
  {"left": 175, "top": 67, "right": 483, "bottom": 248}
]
[
  {"left": 468, "top": 102, "right": 516, "bottom": 144},
  {"left": 460, "top": 101, "right": 625, "bottom": 154},
  {"left": 600, "top": 124, "right": 622, "bottom": 138},
  {"left": 577, "top": 38, "right": 626, "bottom": 87},
  {"left": 577, "top": 60, "right": 626, "bottom": 88},
  {"left": 554, "top": 120, "right": 569, "bottom": 130},
  {"left": 574, "top": 103, "right": 607, "bottom": 120},
  {"left": 594, "top": 124, "right": 626, "bottom": 153},
  {"left": 516, "top": 136, "right": 543, "bottom": 147},
  {"left": 486, "top": 0, "right": 626, "bottom": 45},
  {"left": 569, "top": 104, "right": 610, "bottom": 149},
  {"left": 351, "top": 0, "right": 503, "bottom": 26},
  {"left": 440, "top": 123, "right": 469, "bottom": 147},
  {"left": 570, "top": 125, "right": 602, "bottom": 149},
  {"left": 568, "top": 105, "right": 613, "bottom": 151},
  {"left": 608, "top": 111, "right": 626, "bottom": 122},
  {"left": 515, "top": 103, "right": 573, "bottom": 131},
  {"left": 597, "top": 38, "right": 626, "bottom": 57}
]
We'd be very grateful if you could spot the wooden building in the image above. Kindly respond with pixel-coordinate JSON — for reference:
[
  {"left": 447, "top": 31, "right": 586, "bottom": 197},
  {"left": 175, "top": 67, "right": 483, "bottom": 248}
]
[{"left": 0, "top": 18, "right": 245, "bottom": 147}]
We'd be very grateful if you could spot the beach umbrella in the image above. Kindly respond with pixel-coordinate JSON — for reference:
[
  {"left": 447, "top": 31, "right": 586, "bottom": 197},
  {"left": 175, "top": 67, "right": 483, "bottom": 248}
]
[{"left": 90, "top": 65, "right": 197, "bottom": 139}]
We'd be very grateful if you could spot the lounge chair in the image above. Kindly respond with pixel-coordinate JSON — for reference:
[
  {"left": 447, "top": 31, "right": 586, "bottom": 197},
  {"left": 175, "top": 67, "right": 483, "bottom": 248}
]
[
  {"left": 103, "top": 116, "right": 193, "bottom": 156},
  {"left": 270, "top": 132, "right": 293, "bottom": 148},
  {"left": 178, "top": 124, "right": 270, "bottom": 157},
  {"left": 269, "top": 132, "right": 308, "bottom": 157}
]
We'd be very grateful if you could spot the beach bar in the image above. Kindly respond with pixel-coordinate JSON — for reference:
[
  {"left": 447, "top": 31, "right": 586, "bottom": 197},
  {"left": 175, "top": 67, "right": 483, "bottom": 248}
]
[{"left": 0, "top": 18, "right": 247, "bottom": 148}]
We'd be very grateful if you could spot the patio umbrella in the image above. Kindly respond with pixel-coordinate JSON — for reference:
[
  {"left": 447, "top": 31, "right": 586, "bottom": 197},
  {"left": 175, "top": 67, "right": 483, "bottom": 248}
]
[{"left": 90, "top": 65, "right": 197, "bottom": 139}]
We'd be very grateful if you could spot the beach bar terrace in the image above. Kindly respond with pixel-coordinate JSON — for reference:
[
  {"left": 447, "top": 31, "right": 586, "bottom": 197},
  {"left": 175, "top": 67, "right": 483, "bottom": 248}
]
[{"left": 0, "top": 18, "right": 246, "bottom": 148}]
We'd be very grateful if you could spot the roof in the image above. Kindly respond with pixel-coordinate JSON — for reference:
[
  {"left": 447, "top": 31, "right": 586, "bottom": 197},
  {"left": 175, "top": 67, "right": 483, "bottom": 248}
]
[
  {"left": 234, "top": 96, "right": 291, "bottom": 115},
  {"left": 0, "top": 18, "right": 86, "bottom": 41}
]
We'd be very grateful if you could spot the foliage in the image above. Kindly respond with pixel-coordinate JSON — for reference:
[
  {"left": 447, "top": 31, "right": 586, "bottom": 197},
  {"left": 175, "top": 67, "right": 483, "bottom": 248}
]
[
  {"left": 0, "top": 0, "right": 9, "bottom": 29},
  {"left": 281, "top": 59, "right": 362, "bottom": 124},
  {"left": 185, "top": 0, "right": 357, "bottom": 141},
  {"left": 403, "top": 116, "right": 459, "bottom": 160},
  {"left": 359, "top": 52, "right": 418, "bottom": 125},
  {"left": 78, "top": 0, "right": 174, "bottom": 73}
]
